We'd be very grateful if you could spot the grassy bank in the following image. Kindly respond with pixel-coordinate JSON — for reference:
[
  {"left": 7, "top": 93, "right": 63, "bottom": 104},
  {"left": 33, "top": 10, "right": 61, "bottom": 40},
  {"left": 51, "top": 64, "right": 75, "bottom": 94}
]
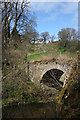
[{"left": 27, "top": 43, "right": 76, "bottom": 62}]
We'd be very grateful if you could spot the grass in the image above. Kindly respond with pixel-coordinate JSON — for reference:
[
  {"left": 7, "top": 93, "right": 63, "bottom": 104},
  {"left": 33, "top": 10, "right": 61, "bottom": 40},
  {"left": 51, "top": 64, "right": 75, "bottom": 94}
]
[
  {"left": 27, "top": 52, "right": 50, "bottom": 61},
  {"left": 27, "top": 43, "right": 76, "bottom": 62},
  {"left": 2, "top": 79, "right": 41, "bottom": 106}
]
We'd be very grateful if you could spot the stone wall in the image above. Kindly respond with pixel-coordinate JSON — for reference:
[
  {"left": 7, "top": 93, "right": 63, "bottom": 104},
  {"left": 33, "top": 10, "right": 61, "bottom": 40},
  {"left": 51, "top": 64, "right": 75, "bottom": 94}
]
[{"left": 28, "top": 60, "right": 73, "bottom": 86}]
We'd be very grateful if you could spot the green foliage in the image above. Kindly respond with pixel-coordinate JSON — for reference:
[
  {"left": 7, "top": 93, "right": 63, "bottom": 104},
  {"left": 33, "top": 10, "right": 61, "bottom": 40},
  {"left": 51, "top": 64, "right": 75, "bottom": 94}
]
[{"left": 27, "top": 97, "right": 38, "bottom": 102}]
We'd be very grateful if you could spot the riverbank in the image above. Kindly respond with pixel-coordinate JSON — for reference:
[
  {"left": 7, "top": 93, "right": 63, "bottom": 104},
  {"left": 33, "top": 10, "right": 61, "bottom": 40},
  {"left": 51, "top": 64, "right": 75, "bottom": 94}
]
[{"left": 3, "top": 79, "right": 59, "bottom": 107}]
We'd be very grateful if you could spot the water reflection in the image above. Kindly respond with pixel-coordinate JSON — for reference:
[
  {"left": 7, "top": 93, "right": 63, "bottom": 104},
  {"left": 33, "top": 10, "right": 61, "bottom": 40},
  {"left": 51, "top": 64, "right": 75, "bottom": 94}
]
[{"left": 3, "top": 103, "right": 56, "bottom": 118}]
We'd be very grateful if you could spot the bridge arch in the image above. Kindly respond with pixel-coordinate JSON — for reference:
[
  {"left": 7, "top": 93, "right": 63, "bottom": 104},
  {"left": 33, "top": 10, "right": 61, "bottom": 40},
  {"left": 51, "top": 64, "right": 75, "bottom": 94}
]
[
  {"left": 40, "top": 66, "right": 66, "bottom": 80},
  {"left": 29, "top": 62, "right": 72, "bottom": 86},
  {"left": 40, "top": 68, "right": 64, "bottom": 90}
]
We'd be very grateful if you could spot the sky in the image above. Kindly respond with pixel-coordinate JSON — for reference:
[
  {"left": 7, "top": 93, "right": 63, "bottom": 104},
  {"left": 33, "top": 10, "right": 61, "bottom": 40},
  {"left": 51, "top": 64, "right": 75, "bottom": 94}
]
[{"left": 30, "top": 2, "right": 78, "bottom": 40}]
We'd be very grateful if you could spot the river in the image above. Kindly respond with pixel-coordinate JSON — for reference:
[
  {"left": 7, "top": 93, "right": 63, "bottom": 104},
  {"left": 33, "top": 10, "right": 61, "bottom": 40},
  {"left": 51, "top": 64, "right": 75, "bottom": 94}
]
[{"left": 2, "top": 102, "right": 57, "bottom": 118}]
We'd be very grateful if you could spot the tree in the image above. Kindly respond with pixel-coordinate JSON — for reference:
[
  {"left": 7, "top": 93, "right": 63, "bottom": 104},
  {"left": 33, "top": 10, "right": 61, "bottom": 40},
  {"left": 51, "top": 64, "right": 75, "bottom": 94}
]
[
  {"left": 50, "top": 34, "right": 56, "bottom": 43},
  {"left": 22, "top": 24, "right": 38, "bottom": 44},
  {"left": 31, "top": 31, "right": 39, "bottom": 44},
  {"left": 40, "top": 32, "right": 50, "bottom": 43},
  {"left": 58, "top": 28, "right": 78, "bottom": 48},
  {"left": 2, "top": 0, "right": 33, "bottom": 48}
]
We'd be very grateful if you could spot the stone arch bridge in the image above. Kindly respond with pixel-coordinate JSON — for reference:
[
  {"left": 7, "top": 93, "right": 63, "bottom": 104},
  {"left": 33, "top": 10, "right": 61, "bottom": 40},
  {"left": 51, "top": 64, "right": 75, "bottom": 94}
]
[{"left": 27, "top": 59, "right": 74, "bottom": 87}]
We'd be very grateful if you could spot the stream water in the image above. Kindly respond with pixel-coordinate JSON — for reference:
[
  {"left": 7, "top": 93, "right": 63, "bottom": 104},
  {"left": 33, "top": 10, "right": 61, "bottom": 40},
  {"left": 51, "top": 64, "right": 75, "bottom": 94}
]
[{"left": 2, "top": 102, "right": 57, "bottom": 118}]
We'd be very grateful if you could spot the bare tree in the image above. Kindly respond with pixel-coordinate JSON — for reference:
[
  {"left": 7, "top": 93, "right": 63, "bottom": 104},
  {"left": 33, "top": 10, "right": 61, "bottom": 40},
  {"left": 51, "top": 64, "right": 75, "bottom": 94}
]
[
  {"left": 2, "top": 0, "right": 30, "bottom": 48},
  {"left": 31, "top": 31, "right": 39, "bottom": 44},
  {"left": 58, "top": 28, "right": 78, "bottom": 48},
  {"left": 40, "top": 32, "right": 50, "bottom": 43},
  {"left": 50, "top": 34, "right": 56, "bottom": 43}
]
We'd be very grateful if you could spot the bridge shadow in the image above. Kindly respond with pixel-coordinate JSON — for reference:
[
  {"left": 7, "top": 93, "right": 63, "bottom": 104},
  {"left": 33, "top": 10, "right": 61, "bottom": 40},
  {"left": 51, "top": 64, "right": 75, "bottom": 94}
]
[{"left": 40, "top": 69, "right": 64, "bottom": 90}]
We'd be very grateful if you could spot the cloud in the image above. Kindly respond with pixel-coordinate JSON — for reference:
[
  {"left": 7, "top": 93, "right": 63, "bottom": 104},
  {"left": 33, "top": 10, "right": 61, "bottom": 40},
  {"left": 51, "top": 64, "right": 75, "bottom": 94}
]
[
  {"left": 60, "top": 2, "right": 78, "bottom": 14},
  {"left": 30, "top": 2, "right": 78, "bottom": 31},
  {"left": 46, "top": 13, "right": 58, "bottom": 20},
  {"left": 30, "top": 0, "right": 79, "bottom": 2},
  {"left": 30, "top": 2, "right": 60, "bottom": 21},
  {"left": 72, "top": 12, "right": 78, "bottom": 24},
  {"left": 40, "top": 13, "right": 58, "bottom": 21},
  {"left": 30, "top": 2, "right": 59, "bottom": 13},
  {"left": 31, "top": 2, "right": 78, "bottom": 15}
]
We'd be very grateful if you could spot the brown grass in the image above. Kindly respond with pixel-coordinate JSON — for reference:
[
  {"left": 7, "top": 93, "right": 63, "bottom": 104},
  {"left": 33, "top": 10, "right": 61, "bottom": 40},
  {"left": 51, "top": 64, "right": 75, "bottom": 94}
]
[
  {"left": 10, "top": 49, "right": 24, "bottom": 59},
  {"left": 41, "top": 54, "right": 54, "bottom": 61},
  {"left": 57, "top": 54, "right": 74, "bottom": 61}
]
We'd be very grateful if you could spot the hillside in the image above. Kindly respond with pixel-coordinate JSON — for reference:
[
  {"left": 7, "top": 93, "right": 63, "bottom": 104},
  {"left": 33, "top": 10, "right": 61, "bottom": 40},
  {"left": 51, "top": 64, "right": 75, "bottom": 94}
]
[{"left": 27, "top": 43, "right": 76, "bottom": 62}]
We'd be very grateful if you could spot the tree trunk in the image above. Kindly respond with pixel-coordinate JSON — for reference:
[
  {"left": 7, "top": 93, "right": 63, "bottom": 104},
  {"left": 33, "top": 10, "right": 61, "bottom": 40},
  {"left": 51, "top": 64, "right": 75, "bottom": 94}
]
[
  {"left": 12, "top": 2, "right": 23, "bottom": 34},
  {"left": 4, "top": 3, "right": 7, "bottom": 47}
]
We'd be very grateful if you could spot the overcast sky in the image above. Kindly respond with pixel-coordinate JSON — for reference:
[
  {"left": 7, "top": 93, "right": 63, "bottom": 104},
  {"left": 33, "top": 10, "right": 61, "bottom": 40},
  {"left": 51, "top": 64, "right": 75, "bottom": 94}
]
[{"left": 30, "top": 2, "right": 78, "bottom": 40}]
